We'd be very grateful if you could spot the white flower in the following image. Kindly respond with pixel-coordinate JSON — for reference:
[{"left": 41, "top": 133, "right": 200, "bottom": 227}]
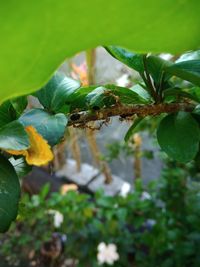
[
  {"left": 97, "top": 242, "right": 119, "bottom": 265},
  {"left": 48, "top": 210, "right": 64, "bottom": 228},
  {"left": 119, "top": 182, "right": 131, "bottom": 198},
  {"left": 54, "top": 211, "right": 64, "bottom": 228},
  {"left": 141, "top": 191, "right": 151, "bottom": 201}
]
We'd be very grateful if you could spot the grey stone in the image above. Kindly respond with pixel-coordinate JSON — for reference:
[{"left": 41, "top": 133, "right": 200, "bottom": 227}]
[
  {"left": 56, "top": 159, "right": 99, "bottom": 186},
  {"left": 88, "top": 174, "right": 125, "bottom": 196}
]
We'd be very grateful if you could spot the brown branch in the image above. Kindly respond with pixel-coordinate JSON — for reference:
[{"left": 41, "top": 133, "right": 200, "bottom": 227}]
[{"left": 68, "top": 103, "right": 195, "bottom": 126}]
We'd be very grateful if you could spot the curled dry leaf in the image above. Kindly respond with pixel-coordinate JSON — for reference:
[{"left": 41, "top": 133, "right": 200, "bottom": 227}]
[{"left": 6, "top": 126, "right": 53, "bottom": 166}]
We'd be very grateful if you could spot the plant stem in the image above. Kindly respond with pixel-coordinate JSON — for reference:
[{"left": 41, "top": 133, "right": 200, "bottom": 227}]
[
  {"left": 86, "top": 49, "right": 96, "bottom": 85},
  {"left": 68, "top": 103, "right": 195, "bottom": 126}
]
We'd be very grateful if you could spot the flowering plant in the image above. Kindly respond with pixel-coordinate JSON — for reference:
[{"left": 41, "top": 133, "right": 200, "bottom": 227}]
[{"left": 1, "top": 162, "right": 200, "bottom": 267}]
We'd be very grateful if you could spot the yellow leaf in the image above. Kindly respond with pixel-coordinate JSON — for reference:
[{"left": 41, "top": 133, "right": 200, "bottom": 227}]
[{"left": 7, "top": 126, "right": 53, "bottom": 166}]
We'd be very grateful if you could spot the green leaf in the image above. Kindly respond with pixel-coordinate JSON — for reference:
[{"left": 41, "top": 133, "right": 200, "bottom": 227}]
[
  {"left": 124, "top": 117, "right": 143, "bottom": 142},
  {"left": 19, "top": 109, "right": 68, "bottom": 146},
  {"left": 106, "top": 84, "right": 149, "bottom": 104},
  {"left": 176, "top": 50, "right": 200, "bottom": 62},
  {"left": 0, "top": 155, "right": 20, "bottom": 232},
  {"left": 105, "top": 46, "right": 144, "bottom": 72},
  {"left": 157, "top": 112, "right": 200, "bottom": 162},
  {"left": 166, "top": 60, "right": 200, "bottom": 86},
  {"left": 0, "top": 97, "right": 27, "bottom": 127},
  {"left": 0, "top": 121, "right": 29, "bottom": 151},
  {"left": 35, "top": 73, "right": 80, "bottom": 113},
  {"left": 86, "top": 87, "right": 114, "bottom": 109},
  {"left": 39, "top": 183, "right": 50, "bottom": 200},
  {"left": 0, "top": 101, "right": 17, "bottom": 127},
  {"left": 11, "top": 96, "right": 28, "bottom": 117},
  {"left": 163, "top": 87, "right": 200, "bottom": 102},
  {"left": 146, "top": 55, "right": 172, "bottom": 84},
  {"left": 130, "top": 84, "right": 152, "bottom": 102},
  {"left": 86, "top": 85, "right": 148, "bottom": 109},
  {"left": 67, "top": 86, "right": 97, "bottom": 111},
  {"left": 192, "top": 104, "right": 200, "bottom": 116},
  {"left": 184, "top": 87, "right": 200, "bottom": 103},
  {"left": 9, "top": 157, "right": 32, "bottom": 179},
  {"left": 191, "top": 106, "right": 200, "bottom": 130},
  {"left": 0, "top": 1, "right": 200, "bottom": 102}
]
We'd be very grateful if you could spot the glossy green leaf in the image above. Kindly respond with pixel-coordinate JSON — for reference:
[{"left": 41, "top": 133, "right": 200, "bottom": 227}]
[
  {"left": 9, "top": 157, "right": 32, "bottom": 179},
  {"left": 86, "top": 87, "right": 114, "bottom": 109},
  {"left": 86, "top": 85, "right": 148, "bottom": 109},
  {"left": 35, "top": 72, "right": 80, "bottom": 113},
  {"left": 11, "top": 96, "right": 28, "bottom": 118},
  {"left": 0, "top": 101, "right": 16, "bottom": 127},
  {"left": 166, "top": 60, "right": 200, "bottom": 86},
  {"left": 0, "top": 1, "right": 200, "bottom": 102},
  {"left": 157, "top": 112, "right": 200, "bottom": 162},
  {"left": 106, "top": 84, "right": 149, "bottom": 104},
  {"left": 67, "top": 86, "right": 97, "bottom": 111},
  {"left": 124, "top": 117, "right": 144, "bottom": 142},
  {"left": 146, "top": 55, "right": 172, "bottom": 84},
  {"left": 0, "top": 155, "right": 20, "bottom": 232},
  {"left": 0, "top": 97, "right": 28, "bottom": 127},
  {"left": 0, "top": 121, "right": 29, "bottom": 151},
  {"left": 130, "top": 84, "right": 152, "bottom": 102},
  {"left": 19, "top": 109, "right": 68, "bottom": 146},
  {"left": 105, "top": 46, "right": 144, "bottom": 72}
]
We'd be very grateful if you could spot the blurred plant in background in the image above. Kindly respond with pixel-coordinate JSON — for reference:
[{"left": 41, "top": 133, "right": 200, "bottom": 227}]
[{"left": 1, "top": 156, "right": 200, "bottom": 267}]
